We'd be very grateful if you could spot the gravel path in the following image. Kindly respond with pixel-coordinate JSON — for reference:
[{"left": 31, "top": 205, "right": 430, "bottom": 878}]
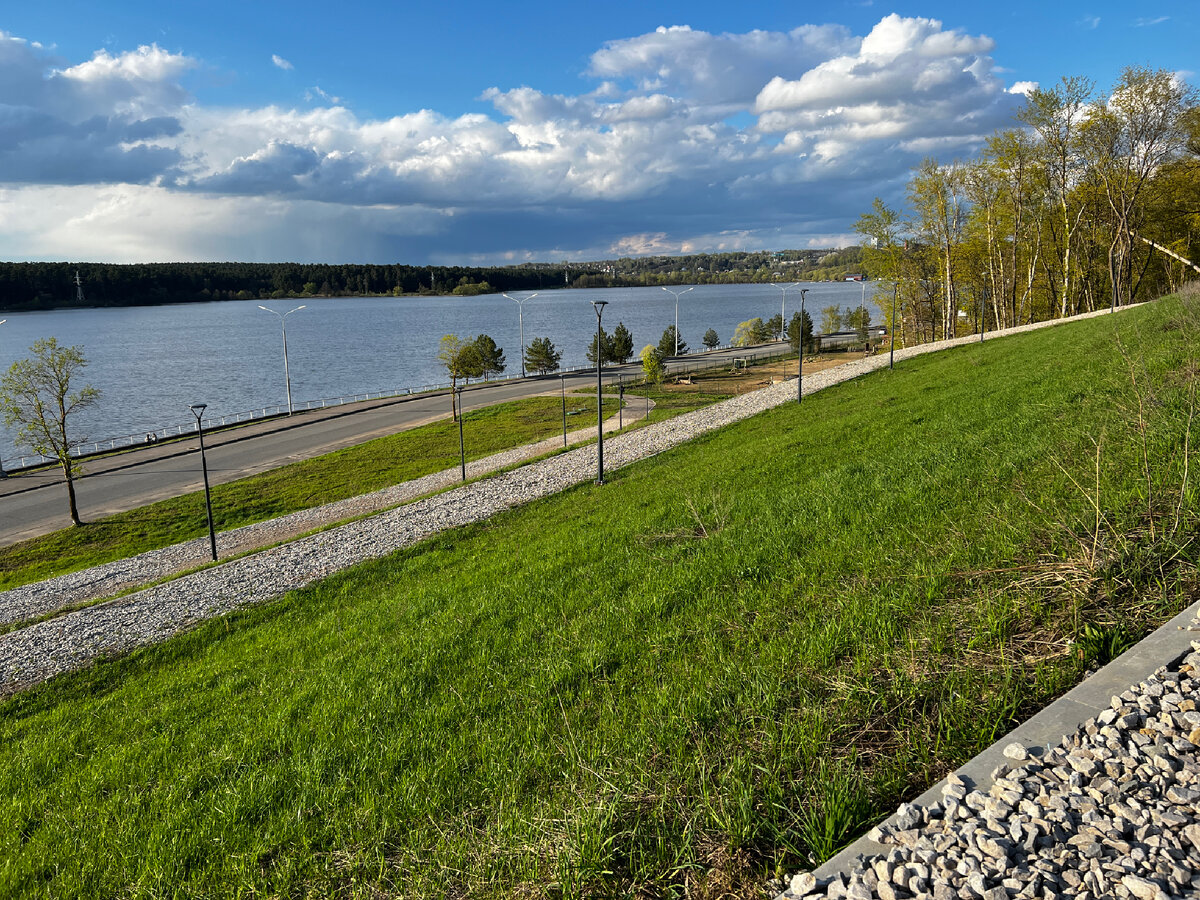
[
  {"left": 0, "top": 306, "right": 1132, "bottom": 696},
  {"left": 777, "top": 615, "right": 1200, "bottom": 900}
]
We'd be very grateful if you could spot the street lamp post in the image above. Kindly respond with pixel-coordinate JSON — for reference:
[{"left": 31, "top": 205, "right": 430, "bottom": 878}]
[
  {"left": 890, "top": 283, "right": 898, "bottom": 370},
  {"left": 258, "top": 305, "right": 306, "bottom": 415},
  {"left": 503, "top": 292, "right": 538, "bottom": 378},
  {"left": 560, "top": 374, "right": 568, "bottom": 447},
  {"left": 775, "top": 282, "right": 800, "bottom": 341},
  {"left": 979, "top": 289, "right": 985, "bottom": 343},
  {"left": 189, "top": 404, "right": 218, "bottom": 562},
  {"left": 661, "top": 286, "right": 693, "bottom": 356},
  {"left": 456, "top": 387, "right": 466, "bottom": 481},
  {"left": 592, "top": 299, "right": 608, "bottom": 484},
  {"left": 798, "top": 289, "right": 808, "bottom": 404}
]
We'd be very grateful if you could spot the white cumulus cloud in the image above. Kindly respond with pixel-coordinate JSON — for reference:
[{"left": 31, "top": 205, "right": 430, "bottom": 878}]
[
  {"left": 272, "top": 54, "right": 293, "bottom": 70},
  {"left": 0, "top": 16, "right": 1037, "bottom": 263}
]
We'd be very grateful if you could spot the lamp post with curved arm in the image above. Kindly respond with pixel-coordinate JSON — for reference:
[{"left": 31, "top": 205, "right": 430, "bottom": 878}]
[
  {"left": 560, "top": 373, "right": 568, "bottom": 447},
  {"left": 503, "top": 292, "right": 538, "bottom": 377},
  {"left": 890, "top": 283, "right": 898, "bottom": 370},
  {"left": 189, "top": 403, "right": 218, "bottom": 562},
  {"left": 258, "top": 305, "right": 306, "bottom": 415},
  {"left": 661, "top": 286, "right": 693, "bottom": 356},
  {"left": 775, "top": 282, "right": 800, "bottom": 341},
  {"left": 592, "top": 300, "right": 608, "bottom": 484},
  {"left": 798, "top": 289, "right": 808, "bottom": 404}
]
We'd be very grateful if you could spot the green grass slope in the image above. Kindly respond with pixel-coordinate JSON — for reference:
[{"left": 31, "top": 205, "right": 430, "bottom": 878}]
[{"left": 2, "top": 296, "right": 1197, "bottom": 898}]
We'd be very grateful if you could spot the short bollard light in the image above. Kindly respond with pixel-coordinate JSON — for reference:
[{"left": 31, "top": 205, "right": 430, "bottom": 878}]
[{"left": 190, "top": 403, "right": 218, "bottom": 561}]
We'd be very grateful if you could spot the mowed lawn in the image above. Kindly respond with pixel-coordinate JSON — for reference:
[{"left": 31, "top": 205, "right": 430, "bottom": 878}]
[{"left": 2, "top": 296, "right": 1197, "bottom": 898}]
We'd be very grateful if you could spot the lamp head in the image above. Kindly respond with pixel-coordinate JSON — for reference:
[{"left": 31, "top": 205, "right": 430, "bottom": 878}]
[{"left": 190, "top": 403, "right": 207, "bottom": 420}]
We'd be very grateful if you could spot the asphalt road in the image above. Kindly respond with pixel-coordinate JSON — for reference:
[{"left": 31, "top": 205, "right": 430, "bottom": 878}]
[{"left": 0, "top": 344, "right": 789, "bottom": 546}]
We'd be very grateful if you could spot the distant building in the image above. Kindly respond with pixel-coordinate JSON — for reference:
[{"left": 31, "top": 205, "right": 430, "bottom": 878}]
[{"left": 844, "top": 274, "right": 865, "bottom": 282}]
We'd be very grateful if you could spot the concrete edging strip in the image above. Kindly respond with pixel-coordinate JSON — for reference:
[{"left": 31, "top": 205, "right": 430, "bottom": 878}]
[{"left": 805, "top": 596, "right": 1200, "bottom": 885}]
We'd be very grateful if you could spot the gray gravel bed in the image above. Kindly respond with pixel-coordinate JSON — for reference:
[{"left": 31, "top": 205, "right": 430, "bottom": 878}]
[
  {"left": 776, "top": 625, "right": 1200, "bottom": 900},
  {"left": 0, "top": 396, "right": 655, "bottom": 627},
  {"left": 0, "top": 305, "right": 1131, "bottom": 695}
]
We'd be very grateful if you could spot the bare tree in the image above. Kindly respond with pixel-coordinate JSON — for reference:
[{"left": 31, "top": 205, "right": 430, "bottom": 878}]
[
  {"left": 1081, "top": 67, "right": 1197, "bottom": 308},
  {"left": 0, "top": 338, "right": 100, "bottom": 526}
]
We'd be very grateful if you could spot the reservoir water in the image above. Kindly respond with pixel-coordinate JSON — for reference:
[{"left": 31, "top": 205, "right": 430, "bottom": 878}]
[{"left": 0, "top": 282, "right": 884, "bottom": 465}]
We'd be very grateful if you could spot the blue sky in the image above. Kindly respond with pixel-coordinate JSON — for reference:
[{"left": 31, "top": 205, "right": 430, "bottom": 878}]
[{"left": 0, "top": 1, "right": 1193, "bottom": 265}]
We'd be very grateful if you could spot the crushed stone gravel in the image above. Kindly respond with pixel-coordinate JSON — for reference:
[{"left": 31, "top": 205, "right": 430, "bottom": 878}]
[{"left": 774, "top": 619, "right": 1200, "bottom": 900}]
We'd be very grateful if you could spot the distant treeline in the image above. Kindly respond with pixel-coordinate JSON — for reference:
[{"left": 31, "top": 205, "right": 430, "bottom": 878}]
[
  {"left": 0, "top": 262, "right": 593, "bottom": 311},
  {"left": 0, "top": 249, "right": 879, "bottom": 311}
]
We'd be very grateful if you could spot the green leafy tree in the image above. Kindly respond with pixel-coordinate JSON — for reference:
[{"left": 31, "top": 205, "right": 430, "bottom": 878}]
[
  {"left": 702, "top": 328, "right": 720, "bottom": 350},
  {"left": 472, "top": 334, "right": 505, "bottom": 381},
  {"left": 0, "top": 338, "right": 100, "bottom": 526},
  {"left": 854, "top": 197, "right": 905, "bottom": 283},
  {"left": 587, "top": 326, "right": 617, "bottom": 365},
  {"left": 658, "top": 325, "right": 687, "bottom": 357},
  {"left": 452, "top": 280, "right": 493, "bottom": 296},
  {"left": 731, "top": 318, "right": 767, "bottom": 347},
  {"left": 766, "top": 313, "right": 783, "bottom": 340},
  {"left": 438, "top": 334, "right": 481, "bottom": 420},
  {"left": 787, "top": 310, "right": 815, "bottom": 354},
  {"left": 845, "top": 306, "right": 872, "bottom": 345},
  {"left": 640, "top": 344, "right": 665, "bottom": 384},
  {"left": 820, "top": 305, "right": 843, "bottom": 333},
  {"left": 610, "top": 322, "right": 635, "bottom": 363},
  {"left": 524, "top": 337, "right": 561, "bottom": 375},
  {"left": 1018, "top": 76, "right": 1093, "bottom": 317}
]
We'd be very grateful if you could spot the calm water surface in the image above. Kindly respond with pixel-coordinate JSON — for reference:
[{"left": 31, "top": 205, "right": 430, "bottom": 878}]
[{"left": 0, "top": 282, "right": 884, "bottom": 463}]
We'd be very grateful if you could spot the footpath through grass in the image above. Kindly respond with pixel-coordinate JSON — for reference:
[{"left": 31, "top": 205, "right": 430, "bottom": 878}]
[{"left": 2, "top": 297, "right": 1198, "bottom": 898}]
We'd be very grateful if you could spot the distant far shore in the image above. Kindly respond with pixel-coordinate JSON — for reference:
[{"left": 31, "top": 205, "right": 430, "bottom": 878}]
[{"left": 0, "top": 248, "right": 865, "bottom": 312}]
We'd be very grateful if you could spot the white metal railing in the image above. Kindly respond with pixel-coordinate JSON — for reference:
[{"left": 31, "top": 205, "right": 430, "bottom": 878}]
[{"left": 0, "top": 343, "right": 785, "bottom": 472}]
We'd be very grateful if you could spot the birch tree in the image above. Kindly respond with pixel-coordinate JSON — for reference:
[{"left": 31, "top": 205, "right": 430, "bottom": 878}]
[{"left": 0, "top": 338, "right": 100, "bottom": 526}]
